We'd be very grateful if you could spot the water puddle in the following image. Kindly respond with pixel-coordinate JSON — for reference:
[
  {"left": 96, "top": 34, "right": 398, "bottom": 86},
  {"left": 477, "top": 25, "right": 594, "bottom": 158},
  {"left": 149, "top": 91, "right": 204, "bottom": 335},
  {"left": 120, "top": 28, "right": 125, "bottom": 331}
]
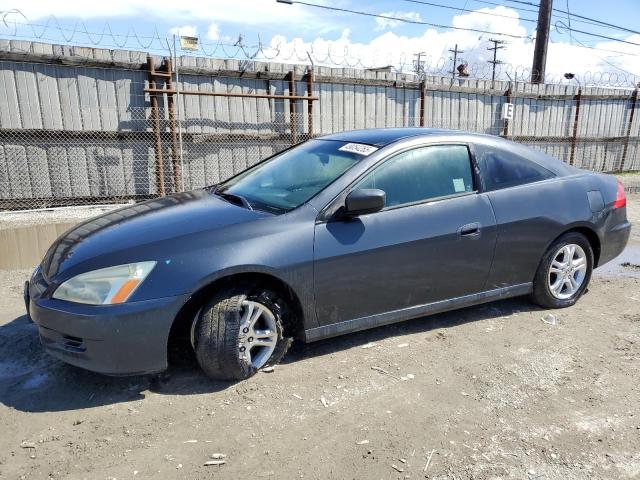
[{"left": 594, "top": 241, "right": 640, "bottom": 279}]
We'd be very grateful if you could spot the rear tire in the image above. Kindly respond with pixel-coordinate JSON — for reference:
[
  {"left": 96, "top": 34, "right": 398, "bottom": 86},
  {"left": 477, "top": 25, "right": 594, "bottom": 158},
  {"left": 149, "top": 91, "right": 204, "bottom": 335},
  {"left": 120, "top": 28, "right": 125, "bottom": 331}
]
[
  {"left": 531, "top": 232, "right": 593, "bottom": 309},
  {"left": 192, "top": 285, "right": 292, "bottom": 380}
]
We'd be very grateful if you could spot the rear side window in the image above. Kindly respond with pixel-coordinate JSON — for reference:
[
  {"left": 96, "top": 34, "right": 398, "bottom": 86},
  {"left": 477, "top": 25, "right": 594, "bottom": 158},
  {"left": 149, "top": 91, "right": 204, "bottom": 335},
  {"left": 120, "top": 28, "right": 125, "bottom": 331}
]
[
  {"left": 478, "top": 145, "right": 555, "bottom": 190},
  {"left": 354, "top": 145, "right": 474, "bottom": 207}
]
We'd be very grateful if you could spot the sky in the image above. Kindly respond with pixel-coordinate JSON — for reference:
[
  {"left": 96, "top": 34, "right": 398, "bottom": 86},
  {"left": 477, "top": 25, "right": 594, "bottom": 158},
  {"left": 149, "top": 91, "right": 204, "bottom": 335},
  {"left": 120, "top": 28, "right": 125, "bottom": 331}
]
[{"left": 0, "top": 0, "right": 639, "bottom": 84}]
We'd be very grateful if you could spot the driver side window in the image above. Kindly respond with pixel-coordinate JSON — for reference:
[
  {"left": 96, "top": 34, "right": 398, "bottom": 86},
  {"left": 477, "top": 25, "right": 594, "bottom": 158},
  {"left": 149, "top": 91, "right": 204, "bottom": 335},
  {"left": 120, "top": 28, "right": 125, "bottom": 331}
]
[{"left": 354, "top": 145, "right": 474, "bottom": 208}]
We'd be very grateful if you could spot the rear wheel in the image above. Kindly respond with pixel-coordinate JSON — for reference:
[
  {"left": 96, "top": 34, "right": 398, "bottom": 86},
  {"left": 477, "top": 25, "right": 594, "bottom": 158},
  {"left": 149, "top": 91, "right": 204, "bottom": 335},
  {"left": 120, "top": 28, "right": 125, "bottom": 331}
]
[
  {"left": 192, "top": 286, "right": 292, "bottom": 380},
  {"left": 532, "top": 232, "right": 593, "bottom": 309}
]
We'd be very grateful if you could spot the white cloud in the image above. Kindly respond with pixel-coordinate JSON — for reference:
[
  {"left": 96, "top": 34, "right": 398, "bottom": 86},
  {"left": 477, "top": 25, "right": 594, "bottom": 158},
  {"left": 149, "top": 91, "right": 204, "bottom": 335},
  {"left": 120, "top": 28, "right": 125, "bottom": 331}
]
[
  {"left": 169, "top": 25, "right": 197, "bottom": 37},
  {"left": 206, "top": 23, "right": 220, "bottom": 42},
  {"left": 263, "top": 7, "right": 640, "bottom": 83},
  {"left": 375, "top": 11, "right": 423, "bottom": 31},
  {"left": 6, "top": 0, "right": 333, "bottom": 30}
]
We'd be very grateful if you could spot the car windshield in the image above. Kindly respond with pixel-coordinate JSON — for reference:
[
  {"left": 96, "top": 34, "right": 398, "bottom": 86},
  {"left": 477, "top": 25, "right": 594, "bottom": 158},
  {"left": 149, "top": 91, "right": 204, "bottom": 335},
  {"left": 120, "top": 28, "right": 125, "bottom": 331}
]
[{"left": 214, "top": 140, "right": 371, "bottom": 213}]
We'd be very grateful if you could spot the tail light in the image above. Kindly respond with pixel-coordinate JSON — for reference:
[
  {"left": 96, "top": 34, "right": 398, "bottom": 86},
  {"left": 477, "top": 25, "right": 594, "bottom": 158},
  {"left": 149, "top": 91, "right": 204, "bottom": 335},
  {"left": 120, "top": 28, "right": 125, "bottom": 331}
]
[{"left": 613, "top": 179, "right": 627, "bottom": 209}]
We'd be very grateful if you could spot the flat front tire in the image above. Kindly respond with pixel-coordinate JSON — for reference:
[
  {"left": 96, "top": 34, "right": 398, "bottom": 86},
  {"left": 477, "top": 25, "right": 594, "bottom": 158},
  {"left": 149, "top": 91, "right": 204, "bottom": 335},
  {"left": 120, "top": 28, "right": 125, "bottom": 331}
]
[
  {"left": 192, "top": 286, "right": 292, "bottom": 380},
  {"left": 531, "top": 232, "right": 594, "bottom": 309}
]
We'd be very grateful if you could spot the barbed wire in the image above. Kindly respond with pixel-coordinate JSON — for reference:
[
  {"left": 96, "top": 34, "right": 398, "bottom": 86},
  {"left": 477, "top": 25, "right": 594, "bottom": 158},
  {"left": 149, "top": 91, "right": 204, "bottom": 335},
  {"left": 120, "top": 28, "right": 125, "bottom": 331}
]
[{"left": 0, "top": 10, "right": 638, "bottom": 88}]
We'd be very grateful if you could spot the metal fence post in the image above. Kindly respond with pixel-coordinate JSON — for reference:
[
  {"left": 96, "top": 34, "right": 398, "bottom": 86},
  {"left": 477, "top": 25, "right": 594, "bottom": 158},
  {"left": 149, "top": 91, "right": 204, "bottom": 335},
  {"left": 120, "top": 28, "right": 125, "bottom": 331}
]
[
  {"left": 502, "top": 84, "right": 512, "bottom": 137},
  {"left": 419, "top": 80, "right": 426, "bottom": 127},
  {"left": 288, "top": 71, "right": 297, "bottom": 144},
  {"left": 306, "top": 66, "right": 314, "bottom": 137},
  {"left": 620, "top": 87, "right": 638, "bottom": 171},
  {"left": 569, "top": 88, "right": 582, "bottom": 167}
]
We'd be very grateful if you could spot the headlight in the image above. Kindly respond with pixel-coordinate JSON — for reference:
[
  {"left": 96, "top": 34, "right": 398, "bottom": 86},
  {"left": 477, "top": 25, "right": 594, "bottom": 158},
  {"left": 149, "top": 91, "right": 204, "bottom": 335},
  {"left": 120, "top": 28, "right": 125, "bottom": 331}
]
[{"left": 52, "top": 261, "right": 156, "bottom": 305}]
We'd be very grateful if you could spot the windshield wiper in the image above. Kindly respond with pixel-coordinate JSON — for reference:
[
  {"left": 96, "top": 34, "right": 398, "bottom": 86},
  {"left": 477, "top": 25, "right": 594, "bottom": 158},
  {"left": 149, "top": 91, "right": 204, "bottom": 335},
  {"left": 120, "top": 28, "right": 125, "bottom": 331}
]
[
  {"left": 216, "top": 191, "right": 253, "bottom": 210},
  {"left": 207, "top": 185, "right": 286, "bottom": 214}
]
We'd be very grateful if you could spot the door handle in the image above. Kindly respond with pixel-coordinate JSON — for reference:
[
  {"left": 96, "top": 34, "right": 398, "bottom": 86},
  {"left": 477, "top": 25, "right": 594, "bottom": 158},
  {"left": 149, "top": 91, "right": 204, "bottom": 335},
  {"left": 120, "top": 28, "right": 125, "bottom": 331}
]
[{"left": 458, "top": 222, "right": 480, "bottom": 236}]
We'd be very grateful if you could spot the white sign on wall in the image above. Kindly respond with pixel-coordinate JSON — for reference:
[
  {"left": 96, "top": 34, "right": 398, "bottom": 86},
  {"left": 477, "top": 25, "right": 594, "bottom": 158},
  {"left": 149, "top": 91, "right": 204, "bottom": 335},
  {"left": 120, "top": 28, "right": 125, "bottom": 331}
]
[
  {"left": 180, "top": 36, "right": 199, "bottom": 51},
  {"left": 501, "top": 102, "right": 514, "bottom": 120}
]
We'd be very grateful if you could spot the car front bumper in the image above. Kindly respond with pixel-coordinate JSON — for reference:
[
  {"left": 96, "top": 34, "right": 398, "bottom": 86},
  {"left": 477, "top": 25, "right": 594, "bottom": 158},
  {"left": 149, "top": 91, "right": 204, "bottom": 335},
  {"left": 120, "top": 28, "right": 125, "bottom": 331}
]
[{"left": 28, "top": 290, "right": 189, "bottom": 376}]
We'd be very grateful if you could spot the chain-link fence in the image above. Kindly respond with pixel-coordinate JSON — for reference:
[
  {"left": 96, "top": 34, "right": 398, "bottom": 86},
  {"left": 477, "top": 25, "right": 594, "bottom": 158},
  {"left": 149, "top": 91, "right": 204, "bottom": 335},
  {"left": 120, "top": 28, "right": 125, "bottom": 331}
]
[{"left": 0, "top": 53, "right": 639, "bottom": 210}]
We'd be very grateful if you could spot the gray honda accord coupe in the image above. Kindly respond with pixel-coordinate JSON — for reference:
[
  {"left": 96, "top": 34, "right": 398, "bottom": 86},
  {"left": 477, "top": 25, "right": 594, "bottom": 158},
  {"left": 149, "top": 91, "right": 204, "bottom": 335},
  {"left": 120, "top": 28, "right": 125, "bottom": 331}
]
[{"left": 26, "top": 128, "right": 631, "bottom": 380}]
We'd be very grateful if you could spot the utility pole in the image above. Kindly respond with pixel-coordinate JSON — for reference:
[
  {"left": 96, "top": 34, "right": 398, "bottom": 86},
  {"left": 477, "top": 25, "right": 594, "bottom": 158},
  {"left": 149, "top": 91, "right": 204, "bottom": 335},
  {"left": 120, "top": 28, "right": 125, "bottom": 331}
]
[
  {"left": 448, "top": 44, "right": 464, "bottom": 80},
  {"left": 487, "top": 38, "right": 506, "bottom": 83},
  {"left": 413, "top": 52, "right": 426, "bottom": 77},
  {"left": 531, "top": 0, "right": 553, "bottom": 84}
]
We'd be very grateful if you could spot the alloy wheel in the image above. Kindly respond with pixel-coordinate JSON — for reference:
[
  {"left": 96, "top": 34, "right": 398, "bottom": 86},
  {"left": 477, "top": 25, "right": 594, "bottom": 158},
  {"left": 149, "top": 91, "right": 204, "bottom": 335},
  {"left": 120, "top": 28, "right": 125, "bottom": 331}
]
[
  {"left": 547, "top": 243, "right": 588, "bottom": 300},
  {"left": 237, "top": 300, "right": 278, "bottom": 369}
]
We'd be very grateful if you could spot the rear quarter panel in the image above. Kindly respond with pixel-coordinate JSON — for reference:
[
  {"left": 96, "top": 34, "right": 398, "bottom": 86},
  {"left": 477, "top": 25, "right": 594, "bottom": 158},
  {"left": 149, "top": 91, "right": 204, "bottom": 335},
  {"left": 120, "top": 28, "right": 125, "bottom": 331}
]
[
  {"left": 485, "top": 174, "right": 601, "bottom": 288},
  {"left": 592, "top": 172, "right": 631, "bottom": 265}
]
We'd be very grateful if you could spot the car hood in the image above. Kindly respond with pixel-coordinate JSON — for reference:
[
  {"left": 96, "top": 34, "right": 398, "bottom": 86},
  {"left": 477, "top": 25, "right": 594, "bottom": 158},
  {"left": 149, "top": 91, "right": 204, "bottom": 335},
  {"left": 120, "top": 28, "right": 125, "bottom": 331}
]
[{"left": 41, "top": 189, "right": 270, "bottom": 279}]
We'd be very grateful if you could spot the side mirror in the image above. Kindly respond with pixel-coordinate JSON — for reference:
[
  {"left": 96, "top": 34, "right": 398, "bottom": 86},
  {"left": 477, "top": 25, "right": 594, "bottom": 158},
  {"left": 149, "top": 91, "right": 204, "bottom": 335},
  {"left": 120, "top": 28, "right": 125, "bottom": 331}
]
[{"left": 343, "top": 189, "right": 386, "bottom": 216}]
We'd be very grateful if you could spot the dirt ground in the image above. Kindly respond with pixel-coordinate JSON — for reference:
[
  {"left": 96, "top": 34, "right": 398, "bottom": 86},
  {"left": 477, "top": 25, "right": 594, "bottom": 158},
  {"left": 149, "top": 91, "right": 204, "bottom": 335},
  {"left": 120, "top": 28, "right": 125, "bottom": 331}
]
[{"left": 0, "top": 196, "right": 638, "bottom": 480}]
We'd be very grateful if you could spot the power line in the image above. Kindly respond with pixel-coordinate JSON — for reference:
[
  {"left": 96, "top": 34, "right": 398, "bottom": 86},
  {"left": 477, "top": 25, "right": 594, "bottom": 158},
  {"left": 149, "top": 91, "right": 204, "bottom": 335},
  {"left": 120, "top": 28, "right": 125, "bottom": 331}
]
[
  {"left": 565, "top": 0, "right": 573, "bottom": 45},
  {"left": 510, "top": 0, "right": 640, "bottom": 36},
  {"left": 400, "top": 0, "right": 537, "bottom": 24},
  {"left": 472, "top": 0, "right": 640, "bottom": 46},
  {"left": 470, "top": 0, "right": 640, "bottom": 35},
  {"left": 505, "top": 0, "right": 640, "bottom": 33},
  {"left": 552, "top": 7, "right": 640, "bottom": 36},
  {"left": 457, "top": 0, "right": 471, "bottom": 14},
  {"left": 566, "top": 43, "right": 640, "bottom": 58},
  {"left": 469, "top": 0, "right": 539, "bottom": 15},
  {"left": 503, "top": 0, "right": 540, "bottom": 7},
  {"left": 502, "top": 0, "right": 640, "bottom": 41},
  {"left": 283, "top": 1, "right": 532, "bottom": 39},
  {"left": 285, "top": 0, "right": 640, "bottom": 45},
  {"left": 554, "top": 21, "right": 640, "bottom": 47},
  {"left": 281, "top": 0, "right": 640, "bottom": 56}
]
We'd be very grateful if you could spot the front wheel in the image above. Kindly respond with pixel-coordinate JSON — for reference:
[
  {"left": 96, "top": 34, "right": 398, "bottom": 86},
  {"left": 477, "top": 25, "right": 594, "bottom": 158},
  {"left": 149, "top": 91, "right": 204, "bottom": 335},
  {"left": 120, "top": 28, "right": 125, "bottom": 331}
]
[
  {"left": 192, "top": 286, "right": 292, "bottom": 380},
  {"left": 531, "top": 232, "right": 594, "bottom": 309}
]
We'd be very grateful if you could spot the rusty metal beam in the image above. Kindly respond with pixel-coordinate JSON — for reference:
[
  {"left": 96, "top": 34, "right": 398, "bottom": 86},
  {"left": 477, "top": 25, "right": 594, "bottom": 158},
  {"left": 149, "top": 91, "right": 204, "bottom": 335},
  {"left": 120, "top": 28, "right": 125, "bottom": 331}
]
[
  {"left": 147, "top": 56, "right": 165, "bottom": 196},
  {"left": 164, "top": 58, "right": 180, "bottom": 192},
  {"left": 143, "top": 88, "right": 318, "bottom": 101},
  {"left": 143, "top": 83, "right": 630, "bottom": 101}
]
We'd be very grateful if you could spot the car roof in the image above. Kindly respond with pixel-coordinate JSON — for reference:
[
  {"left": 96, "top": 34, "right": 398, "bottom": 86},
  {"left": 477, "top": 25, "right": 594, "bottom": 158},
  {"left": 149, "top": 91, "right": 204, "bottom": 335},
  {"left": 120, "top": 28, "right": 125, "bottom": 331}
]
[
  {"left": 316, "top": 127, "right": 579, "bottom": 176},
  {"left": 317, "top": 128, "right": 479, "bottom": 147}
]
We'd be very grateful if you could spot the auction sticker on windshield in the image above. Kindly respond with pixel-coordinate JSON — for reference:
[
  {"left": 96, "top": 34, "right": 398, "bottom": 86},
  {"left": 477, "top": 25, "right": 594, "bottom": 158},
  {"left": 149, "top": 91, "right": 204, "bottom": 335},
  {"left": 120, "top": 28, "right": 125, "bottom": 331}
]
[{"left": 338, "top": 143, "right": 379, "bottom": 156}]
